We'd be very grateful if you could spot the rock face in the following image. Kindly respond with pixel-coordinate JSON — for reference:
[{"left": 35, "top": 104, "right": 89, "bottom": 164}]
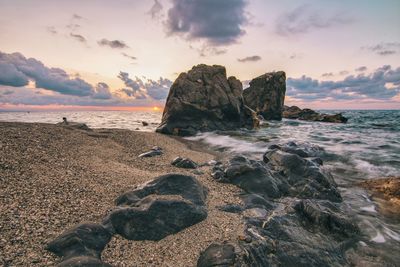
[
  {"left": 243, "top": 71, "right": 286, "bottom": 120},
  {"left": 156, "top": 64, "right": 259, "bottom": 136},
  {"left": 283, "top": 105, "right": 348, "bottom": 123},
  {"left": 108, "top": 174, "right": 208, "bottom": 240},
  {"left": 201, "top": 142, "right": 360, "bottom": 266}
]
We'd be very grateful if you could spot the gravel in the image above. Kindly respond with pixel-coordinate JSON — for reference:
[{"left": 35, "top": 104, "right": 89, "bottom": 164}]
[{"left": 0, "top": 122, "right": 243, "bottom": 267}]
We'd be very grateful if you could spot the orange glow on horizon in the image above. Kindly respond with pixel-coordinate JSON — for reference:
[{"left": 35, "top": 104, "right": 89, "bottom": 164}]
[{"left": 0, "top": 103, "right": 164, "bottom": 112}]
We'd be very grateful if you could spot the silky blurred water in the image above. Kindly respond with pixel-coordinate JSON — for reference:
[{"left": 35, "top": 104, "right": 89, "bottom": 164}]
[{"left": 1, "top": 109, "right": 400, "bottom": 261}]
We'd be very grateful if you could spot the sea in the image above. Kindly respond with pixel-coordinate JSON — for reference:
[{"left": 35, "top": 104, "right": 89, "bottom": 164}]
[{"left": 1, "top": 109, "right": 400, "bottom": 262}]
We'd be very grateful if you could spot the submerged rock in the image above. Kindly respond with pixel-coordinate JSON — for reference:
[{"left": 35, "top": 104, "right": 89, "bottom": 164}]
[
  {"left": 171, "top": 157, "right": 198, "bottom": 169},
  {"left": 156, "top": 64, "right": 259, "bottom": 136},
  {"left": 108, "top": 174, "right": 208, "bottom": 240},
  {"left": 138, "top": 146, "right": 163, "bottom": 158},
  {"left": 243, "top": 71, "right": 286, "bottom": 120},
  {"left": 360, "top": 176, "right": 400, "bottom": 219},
  {"left": 283, "top": 105, "right": 348, "bottom": 123}
]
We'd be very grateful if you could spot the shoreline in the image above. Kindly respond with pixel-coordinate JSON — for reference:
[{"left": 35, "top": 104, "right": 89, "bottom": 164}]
[{"left": 0, "top": 121, "right": 242, "bottom": 266}]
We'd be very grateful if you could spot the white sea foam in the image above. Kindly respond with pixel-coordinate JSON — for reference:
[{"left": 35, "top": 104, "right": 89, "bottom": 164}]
[
  {"left": 371, "top": 231, "right": 386, "bottom": 243},
  {"left": 360, "top": 205, "right": 377, "bottom": 213},
  {"left": 186, "top": 132, "right": 268, "bottom": 154}
]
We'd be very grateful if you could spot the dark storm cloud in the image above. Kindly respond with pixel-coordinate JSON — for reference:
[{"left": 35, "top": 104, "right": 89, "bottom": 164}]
[
  {"left": 98, "top": 39, "right": 129, "bottom": 49},
  {"left": 0, "top": 51, "right": 112, "bottom": 98},
  {"left": 237, "top": 55, "right": 261, "bottom": 63},
  {"left": 117, "top": 71, "right": 172, "bottom": 100},
  {"left": 165, "top": 0, "right": 248, "bottom": 45},
  {"left": 362, "top": 42, "right": 400, "bottom": 56},
  {"left": 275, "top": 5, "right": 353, "bottom": 36},
  {"left": 70, "top": 33, "right": 86, "bottom": 43},
  {"left": 287, "top": 65, "right": 400, "bottom": 101}
]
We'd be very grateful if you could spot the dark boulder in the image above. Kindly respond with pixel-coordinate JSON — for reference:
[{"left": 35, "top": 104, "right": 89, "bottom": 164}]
[
  {"left": 108, "top": 196, "right": 207, "bottom": 240},
  {"left": 46, "top": 223, "right": 112, "bottom": 260},
  {"left": 171, "top": 157, "right": 198, "bottom": 169},
  {"left": 197, "top": 243, "right": 236, "bottom": 267},
  {"left": 243, "top": 71, "right": 286, "bottom": 120},
  {"left": 156, "top": 64, "right": 259, "bottom": 136},
  {"left": 109, "top": 174, "right": 208, "bottom": 240},
  {"left": 283, "top": 105, "right": 348, "bottom": 123}
]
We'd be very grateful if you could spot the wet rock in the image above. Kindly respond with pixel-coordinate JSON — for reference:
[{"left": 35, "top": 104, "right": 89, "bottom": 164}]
[
  {"left": 213, "top": 143, "right": 341, "bottom": 202},
  {"left": 46, "top": 223, "right": 112, "bottom": 260},
  {"left": 109, "top": 174, "right": 208, "bottom": 240},
  {"left": 283, "top": 106, "right": 348, "bottom": 123},
  {"left": 197, "top": 243, "right": 236, "bottom": 267},
  {"left": 243, "top": 71, "right": 286, "bottom": 120},
  {"left": 138, "top": 146, "right": 163, "bottom": 158},
  {"left": 58, "top": 256, "right": 112, "bottom": 267},
  {"left": 171, "top": 157, "right": 198, "bottom": 169},
  {"left": 359, "top": 176, "right": 400, "bottom": 219},
  {"left": 294, "top": 200, "right": 360, "bottom": 239},
  {"left": 156, "top": 64, "right": 259, "bottom": 136},
  {"left": 236, "top": 199, "right": 360, "bottom": 267}
]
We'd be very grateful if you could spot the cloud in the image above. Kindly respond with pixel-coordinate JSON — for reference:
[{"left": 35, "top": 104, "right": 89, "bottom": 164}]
[
  {"left": 287, "top": 65, "right": 400, "bottom": 101},
  {"left": 164, "top": 0, "right": 248, "bottom": 45},
  {"left": 355, "top": 66, "right": 367, "bottom": 72},
  {"left": 98, "top": 39, "right": 129, "bottom": 49},
  {"left": 0, "top": 51, "right": 112, "bottom": 97},
  {"left": 0, "top": 62, "right": 29, "bottom": 87},
  {"left": 275, "top": 5, "right": 353, "bottom": 36},
  {"left": 362, "top": 42, "right": 400, "bottom": 56},
  {"left": 121, "top": 52, "right": 137, "bottom": 61},
  {"left": 339, "top": 70, "right": 349, "bottom": 75},
  {"left": 117, "top": 71, "right": 172, "bottom": 100},
  {"left": 70, "top": 33, "right": 86, "bottom": 43},
  {"left": 148, "top": 0, "right": 163, "bottom": 20},
  {"left": 321, "top": 73, "right": 333, "bottom": 77},
  {"left": 47, "top": 26, "right": 57, "bottom": 35},
  {"left": 237, "top": 55, "right": 261, "bottom": 63},
  {"left": 93, "top": 82, "right": 112, "bottom": 99},
  {"left": 73, "top": 14, "right": 83, "bottom": 20}
]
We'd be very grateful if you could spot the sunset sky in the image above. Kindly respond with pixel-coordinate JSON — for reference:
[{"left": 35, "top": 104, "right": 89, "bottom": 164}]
[{"left": 1, "top": 0, "right": 400, "bottom": 110}]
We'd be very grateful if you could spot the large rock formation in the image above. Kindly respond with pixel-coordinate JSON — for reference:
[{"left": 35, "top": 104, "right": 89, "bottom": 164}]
[
  {"left": 156, "top": 64, "right": 258, "bottom": 136},
  {"left": 283, "top": 105, "right": 348, "bottom": 123},
  {"left": 243, "top": 71, "right": 286, "bottom": 120},
  {"left": 201, "top": 142, "right": 361, "bottom": 266}
]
